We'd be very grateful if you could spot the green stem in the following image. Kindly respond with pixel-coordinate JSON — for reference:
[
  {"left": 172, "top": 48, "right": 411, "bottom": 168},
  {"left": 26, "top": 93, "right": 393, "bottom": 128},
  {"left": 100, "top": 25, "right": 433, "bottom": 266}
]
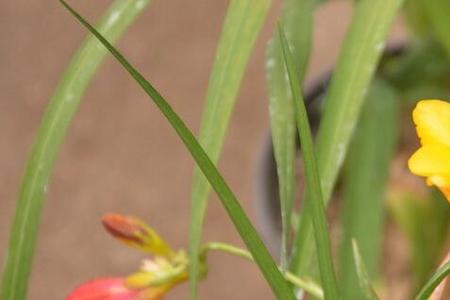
[{"left": 202, "top": 242, "right": 324, "bottom": 299}]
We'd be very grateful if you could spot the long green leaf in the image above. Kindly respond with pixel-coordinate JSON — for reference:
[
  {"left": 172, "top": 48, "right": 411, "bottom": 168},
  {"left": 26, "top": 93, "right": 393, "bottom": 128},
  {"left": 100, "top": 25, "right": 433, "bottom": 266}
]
[
  {"left": 415, "top": 260, "right": 450, "bottom": 300},
  {"left": 59, "top": 2, "right": 296, "bottom": 299},
  {"left": 0, "top": 2, "right": 152, "bottom": 300},
  {"left": 266, "top": 0, "right": 318, "bottom": 268},
  {"left": 290, "top": 0, "right": 404, "bottom": 277},
  {"left": 189, "top": 0, "right": 272, "bottom": 296},
  {"left": 351, "top": 240, "right": 380, "bottom": 300},
  {"left": 340, "top": 79, "right": 399, "bottom": 300},
  {"left": 278, "top": 25, "right": 339, "bottom": 300}
]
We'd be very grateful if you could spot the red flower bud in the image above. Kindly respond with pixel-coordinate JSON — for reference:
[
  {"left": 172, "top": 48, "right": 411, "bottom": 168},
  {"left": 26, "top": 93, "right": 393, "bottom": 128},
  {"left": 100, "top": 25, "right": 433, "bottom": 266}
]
[{"left": 101, "top": 214, "right": 173, "bottom": 257}]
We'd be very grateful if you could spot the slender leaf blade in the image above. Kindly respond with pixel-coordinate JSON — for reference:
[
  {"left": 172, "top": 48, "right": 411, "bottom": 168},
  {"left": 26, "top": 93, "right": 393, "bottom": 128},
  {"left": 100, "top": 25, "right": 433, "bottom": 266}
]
[
  {"left": 278, "top": 25, "right": 340, "bottom": 300},
  {"left": 415, "top": 260, "right": 450, "bottom": 300},
  {"left": 340, "top": 79, "right": 400, "bottom": 300},
  {"left": 290, "top": 0, "right": 404, "bottom": 277},
  {"left": 351, "top": 240, "right": 380, "bottom": 300},
  {"left": 59, "top": 2, "right": 296, "bottom": 299},
  {"left": 266, "top": 0, "right": 318, "bottom": 268},
  {"left": 189, "top": 0, "right": 272, "bottom": 296},
  {"left": 0, "top": 2, "right": 152, "bottom": 300}
]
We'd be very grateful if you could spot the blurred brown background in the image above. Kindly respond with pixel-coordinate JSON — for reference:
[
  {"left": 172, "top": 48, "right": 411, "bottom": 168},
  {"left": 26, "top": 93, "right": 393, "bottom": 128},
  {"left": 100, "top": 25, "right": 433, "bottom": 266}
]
[{"left": 0, "top": 1, "right": 405, "bottom": 299}]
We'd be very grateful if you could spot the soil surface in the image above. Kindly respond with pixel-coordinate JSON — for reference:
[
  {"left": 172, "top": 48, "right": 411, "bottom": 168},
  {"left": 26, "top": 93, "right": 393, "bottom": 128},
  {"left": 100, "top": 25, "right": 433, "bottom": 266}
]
[{"left": 0, "top": 1, "right": 406, "bottom": 299}]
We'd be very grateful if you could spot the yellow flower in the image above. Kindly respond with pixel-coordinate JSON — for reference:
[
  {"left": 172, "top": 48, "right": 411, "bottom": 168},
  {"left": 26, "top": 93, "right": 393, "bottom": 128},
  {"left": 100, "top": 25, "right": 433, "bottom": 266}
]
[
  {"left": 126, "top": 253, "right": 189, "bottom": 289},
  {"left": 408, "top": 99, "right": 450, "bottom": 201}
]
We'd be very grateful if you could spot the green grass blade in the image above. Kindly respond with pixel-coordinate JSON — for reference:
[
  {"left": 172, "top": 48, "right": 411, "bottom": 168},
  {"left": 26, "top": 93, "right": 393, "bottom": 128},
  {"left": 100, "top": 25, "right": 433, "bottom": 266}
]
[
  {"left": 189, "top": 0, "right": 272, "bottom": 296},
  {"left": 351, "top": 240, "right": 380, "bottom": 300},
  {"left": 415, "top": 260, "right": 450, "bottom": 300},
  {"left": 0, "top": 2, "right": 152, "bottom": 300},
  {"left": 290, "top": 0, "right": 404, "bottom": 277},
  {"left": 278, "top": 25, "right": 339, "bottom": 300},
  {"left": 59, "top": 2, "right": 296, "bottom": 299},
  {"left": 266, "top": 0, "right": 318, "bottom": 268},
  {"left": 340, "top": 79, "right": 400, "bottom": 300}
]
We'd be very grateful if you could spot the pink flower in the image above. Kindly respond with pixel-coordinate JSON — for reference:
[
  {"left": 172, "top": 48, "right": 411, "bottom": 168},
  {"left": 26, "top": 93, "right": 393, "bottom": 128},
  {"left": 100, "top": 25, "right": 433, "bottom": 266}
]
[
  {"left": 67, "top": 278, "right": 139, "bottom": 300},
  {"left": 67, "top": 277, "right": 171, "bottom": 300}
]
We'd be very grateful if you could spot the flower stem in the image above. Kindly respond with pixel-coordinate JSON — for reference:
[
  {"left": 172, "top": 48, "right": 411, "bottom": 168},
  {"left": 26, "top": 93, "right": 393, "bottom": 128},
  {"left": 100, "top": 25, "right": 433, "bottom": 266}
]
[{"left": 201, "top": 242, "right": 324, "bottom": 299}]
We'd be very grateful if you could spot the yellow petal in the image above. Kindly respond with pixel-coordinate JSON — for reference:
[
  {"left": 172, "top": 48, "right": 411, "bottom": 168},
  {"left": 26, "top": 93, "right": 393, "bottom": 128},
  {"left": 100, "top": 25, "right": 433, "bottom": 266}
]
[
  {"left": 126, "top": 271, "right": 155, "bottom": 289},
  {"left": 413, "top": 99, "right": 450, "bottom": 148},
  {"left": 409, "top": 145, "right": 450, "bottom": 201},
  {"left": 140, "top": 285, "right": 171, "bottom": 300},
  {"left": 409, "top": 145, "right": 450, "bottom": 177}
]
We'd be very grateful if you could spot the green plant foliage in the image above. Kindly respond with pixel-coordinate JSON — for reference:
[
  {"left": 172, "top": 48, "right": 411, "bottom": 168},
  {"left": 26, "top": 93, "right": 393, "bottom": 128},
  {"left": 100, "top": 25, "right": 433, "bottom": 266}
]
[
  {"left": 0, "top": 1, "right": 152, "bottom": 300},
  {"left": 351, "top": 240, "right": 380, "bottom": 300},
  {"left": 389, "top": 190, "right": 450, "bottom": 288},
  {"left": 189, "top": 0, "right": 272, "bottom": 296},
  {"left": 414, "top": 260, "right": 450, "bottom": 300},
  {"left": 383, "top": 41, "right": 450, "bottom": 92},
  {"left": 59, "top": 2, "right": 296, "bottom": 299},
  {"left": 403, "top": 0, "right": 431, "bottom": 37},
  {"left": 278, "top": 25, "right": 339, "bottom": 300},
  {"left": 266, "top": 0, "right": 319, "bottom": 268},
  {"left": 340, "top": 79, "right": 400, "bottom": 300},
  {"left": 422, "top": 0, "right": 450, "bottom": 58},
  {"left": 290, "top": 0, "right": 405, "bottom": 278},
  {"left": 202, "top": 242, "right": 324, "bottom": 299}
]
